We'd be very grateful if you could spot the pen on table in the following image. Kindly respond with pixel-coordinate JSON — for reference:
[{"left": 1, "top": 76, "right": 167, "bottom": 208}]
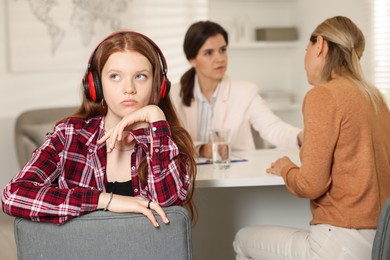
[{"left": 196, "top": 158, "right": 248, "bottom": 165}]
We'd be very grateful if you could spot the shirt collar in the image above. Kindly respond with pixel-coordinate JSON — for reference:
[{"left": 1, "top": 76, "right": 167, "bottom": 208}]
[{"left": 194, "top": 77, "right": 221, "bottom": 104}]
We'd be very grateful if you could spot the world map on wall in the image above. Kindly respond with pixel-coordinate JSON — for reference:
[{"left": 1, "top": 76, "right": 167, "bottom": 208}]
[
  {"left": 7, "top": 0, "right": 198, "bottom": 73},
  {"left": 19, "top": 0, "right": 133, "bottom": 55}
]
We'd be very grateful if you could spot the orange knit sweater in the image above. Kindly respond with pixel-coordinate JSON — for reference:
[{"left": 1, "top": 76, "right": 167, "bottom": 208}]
[{"left": 281, "top": 76, "right": 390, "bottom": 229}]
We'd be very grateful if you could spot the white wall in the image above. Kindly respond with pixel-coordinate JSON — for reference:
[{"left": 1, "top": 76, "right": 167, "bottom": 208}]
[{"left": 0, "top": 1, "right": 83, "bottom": 191}]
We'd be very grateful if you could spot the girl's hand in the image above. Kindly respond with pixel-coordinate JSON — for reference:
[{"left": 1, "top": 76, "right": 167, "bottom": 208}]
[
  {"left": 98, "top": 105, "right": 166, "bottom": 152},
  {"left": 266, "top": 156, "right": 294, "bottom": 176},
  {"left": 98, "top": 193, "right": 169, "bottom": 228}
]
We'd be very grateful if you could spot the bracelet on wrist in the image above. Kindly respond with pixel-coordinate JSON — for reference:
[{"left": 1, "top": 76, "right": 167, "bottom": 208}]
[{"left": 104, "top": 192, "right": 113, "bottom": 211}]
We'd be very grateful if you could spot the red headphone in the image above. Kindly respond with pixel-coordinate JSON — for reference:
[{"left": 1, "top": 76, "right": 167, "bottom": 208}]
[{"left": 82, "top": 31, "right": 171, "bottom": 102}]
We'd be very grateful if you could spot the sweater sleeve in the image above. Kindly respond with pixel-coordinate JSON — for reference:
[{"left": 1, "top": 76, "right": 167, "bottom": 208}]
[
  {"left": 249, "top": 89, "right": 301, "bottom": 149},
  {"left": 281, "top": 86, "right": 341, "bottom": 199}
]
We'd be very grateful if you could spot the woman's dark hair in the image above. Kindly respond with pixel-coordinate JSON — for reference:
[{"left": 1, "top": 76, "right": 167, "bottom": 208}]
[
  {"left": 70, "top": 32, "right": 197, "bottom": 222},
  {"left": 180, "top": 21, "right": 228, "bottom": 106}
]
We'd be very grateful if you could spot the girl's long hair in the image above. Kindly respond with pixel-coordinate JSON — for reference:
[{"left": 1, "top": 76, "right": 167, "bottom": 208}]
[{"left": 71, "top": 32, "right": 197, "bottom": 222}]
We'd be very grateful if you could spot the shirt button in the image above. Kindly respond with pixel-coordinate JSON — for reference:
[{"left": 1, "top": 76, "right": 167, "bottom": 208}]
[
  {"left": 131, "top": 166, "right": 135, "bottom": 171},
  {"left": 134, "top": 188, "right": 138, "bottom": 192},
  {"left": 88, "top": 148, "right": 93, "bottom": 153},
  {"left": 155, "top": 148, "right": 159, "bottom": 152},
  {"left": 152, "top": 127, "right": 157, "bottom": 132}
]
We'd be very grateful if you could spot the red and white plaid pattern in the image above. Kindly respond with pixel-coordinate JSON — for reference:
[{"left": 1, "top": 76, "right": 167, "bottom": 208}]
[{"left": 2, "top": 116, "right": 191, "bottom": 224}]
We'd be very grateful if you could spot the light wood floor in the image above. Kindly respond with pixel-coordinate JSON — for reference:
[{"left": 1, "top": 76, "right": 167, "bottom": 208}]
[{"left": 0, "top": 212, "right": 17, "bottom": 260}]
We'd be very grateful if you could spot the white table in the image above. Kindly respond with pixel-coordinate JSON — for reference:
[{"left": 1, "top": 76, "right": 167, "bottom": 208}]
[
  {"left": 192, "top": 148, "right": 311, "bottom": 260},
  {"left": 196, "top": 148, "right": 300, "bottom": 188}
]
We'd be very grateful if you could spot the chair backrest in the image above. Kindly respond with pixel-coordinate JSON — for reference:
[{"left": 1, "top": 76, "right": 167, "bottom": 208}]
[
  {"left": 372, "top": 198, "right": 390, "bottom": 260},
  {"left": 14, "top": 206, "right": 192, "bottom": 260},
  {"left": 15, "top": 107, "right": 77, "bottom": 168}
]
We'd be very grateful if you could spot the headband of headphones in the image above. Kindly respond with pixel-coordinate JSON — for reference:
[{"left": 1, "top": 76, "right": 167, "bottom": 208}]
[{"left": 82, "top": 31, "right": 171, "bottom": 102}]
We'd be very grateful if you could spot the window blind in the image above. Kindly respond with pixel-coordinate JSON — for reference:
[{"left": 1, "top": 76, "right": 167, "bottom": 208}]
[{"left": 370, "top": 0, "right": 390, "bottom": 102}]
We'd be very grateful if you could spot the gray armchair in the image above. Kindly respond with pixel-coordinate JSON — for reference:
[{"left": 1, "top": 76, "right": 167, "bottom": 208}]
[
  {"left": 14, "top": 206, "right": 192, "bottom": 260},
  {"left": 15, "top": 106, "right": 77, "bottom": 168},
  {"left": 13, "top": 107, "right": 193, "bottom": 260},
  {"left": 372, "top": 198, "right": 390, "bottom": 260}
]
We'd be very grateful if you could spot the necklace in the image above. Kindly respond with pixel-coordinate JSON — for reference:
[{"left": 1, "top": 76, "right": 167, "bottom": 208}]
[{"left": 112, "top": 145, "right": 134, "bottom": 152}]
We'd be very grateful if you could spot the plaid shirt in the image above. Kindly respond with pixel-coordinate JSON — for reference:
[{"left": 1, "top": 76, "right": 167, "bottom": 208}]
[{"left": 2, "top": 116, "right": 192, "bottom": 224}]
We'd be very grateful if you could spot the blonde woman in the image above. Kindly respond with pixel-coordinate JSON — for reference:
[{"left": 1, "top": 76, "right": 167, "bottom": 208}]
[{"left": 234, "top": 16, "right": 390, "bottom": 260}]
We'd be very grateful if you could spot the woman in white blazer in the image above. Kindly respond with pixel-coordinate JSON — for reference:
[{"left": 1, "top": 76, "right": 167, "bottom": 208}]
[{"left": 170, "top": 21, "right": 302, "bottom": 158}]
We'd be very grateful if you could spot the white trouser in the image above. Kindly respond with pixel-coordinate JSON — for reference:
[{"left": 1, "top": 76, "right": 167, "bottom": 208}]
[{"left": 233, "top": 224, "right": 375, "bottom": 260}]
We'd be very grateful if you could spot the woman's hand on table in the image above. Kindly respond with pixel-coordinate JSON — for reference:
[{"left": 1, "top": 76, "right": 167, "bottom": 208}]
[{"left": 266, "top": 156, "right": 294, "bottom": 176}]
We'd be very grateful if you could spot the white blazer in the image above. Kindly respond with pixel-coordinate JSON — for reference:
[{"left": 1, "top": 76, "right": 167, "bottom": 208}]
[{"left": 170, "top": 75, "right": 301, "bottom": 151}]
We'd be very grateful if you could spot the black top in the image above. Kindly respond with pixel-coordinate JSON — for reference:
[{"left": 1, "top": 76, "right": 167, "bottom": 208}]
[{"left": 106, "top": 180, "right": 134, "bottom": 196}]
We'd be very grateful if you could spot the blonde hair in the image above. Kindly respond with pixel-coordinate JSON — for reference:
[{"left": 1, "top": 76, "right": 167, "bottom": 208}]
[{"left": 311, "top": 16, "right": 387, "bottom": 112}]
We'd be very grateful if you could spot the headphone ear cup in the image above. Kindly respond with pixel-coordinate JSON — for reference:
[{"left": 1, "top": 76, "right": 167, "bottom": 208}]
[
  {"left": 91, "top": 70, "right": 103, "bottom": 102},
  {"left": 83, "top": 72, "right": 92, "bottom": 100},
  {"left": 160, "top": 75, "right": 171, "bottom": 99},
  {"left": 83, "top": 70, "right": 103, "bottom": 102}
]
